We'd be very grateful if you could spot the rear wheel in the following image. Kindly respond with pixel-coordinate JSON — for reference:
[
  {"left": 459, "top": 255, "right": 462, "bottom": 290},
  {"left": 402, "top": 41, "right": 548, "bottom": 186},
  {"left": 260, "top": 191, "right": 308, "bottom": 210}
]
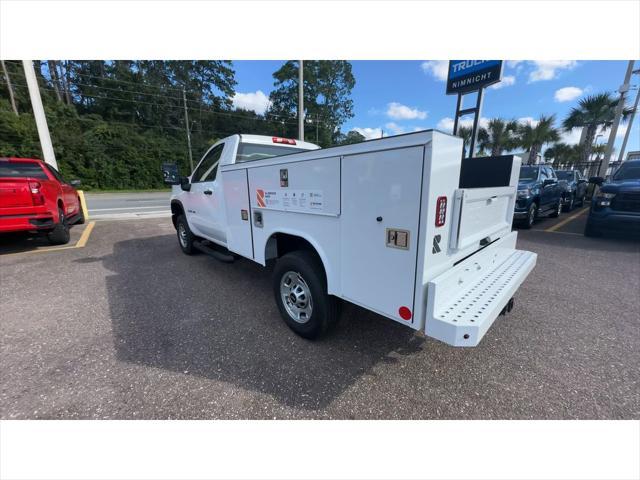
[
  {"left": 272, "top": 250, "right": 338, "bottom": 339},
  {"left": 176, "top": 215, "right": 196, "bottom": 255},
  {"left": 48, "top": 207, "right": 71, "bottom": 245}
]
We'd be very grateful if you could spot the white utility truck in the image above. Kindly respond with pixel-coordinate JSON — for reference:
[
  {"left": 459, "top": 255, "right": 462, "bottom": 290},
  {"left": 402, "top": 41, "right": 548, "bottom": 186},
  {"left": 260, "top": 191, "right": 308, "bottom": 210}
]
[{"left": 166, "top": 131, "right": 536, "bottom": 346}]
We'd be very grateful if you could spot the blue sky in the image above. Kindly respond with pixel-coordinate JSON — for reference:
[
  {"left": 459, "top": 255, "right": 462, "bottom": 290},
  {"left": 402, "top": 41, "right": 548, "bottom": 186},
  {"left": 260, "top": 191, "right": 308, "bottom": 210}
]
[{"left": 231, "top": 60, "right": 639, "bottom": 155}]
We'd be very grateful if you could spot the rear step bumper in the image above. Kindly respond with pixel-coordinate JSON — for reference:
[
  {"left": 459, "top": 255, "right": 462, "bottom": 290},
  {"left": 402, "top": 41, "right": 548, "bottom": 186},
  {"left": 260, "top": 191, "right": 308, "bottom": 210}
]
[{"left": 425, "top": 232, "right": 536, "bottom": 347}]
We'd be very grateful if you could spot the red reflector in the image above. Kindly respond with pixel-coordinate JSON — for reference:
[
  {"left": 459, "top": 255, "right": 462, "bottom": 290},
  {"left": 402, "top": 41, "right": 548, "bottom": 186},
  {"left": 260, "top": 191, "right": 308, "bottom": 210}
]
[
  {"left": 398, "top": 306, "right": 412, "bottom": 320},
  {"left": 435, "top": 196, "right": 447, "bottom": 227},
  {"left": 272, "top": 136, "right": 296, "bottom": 145}
]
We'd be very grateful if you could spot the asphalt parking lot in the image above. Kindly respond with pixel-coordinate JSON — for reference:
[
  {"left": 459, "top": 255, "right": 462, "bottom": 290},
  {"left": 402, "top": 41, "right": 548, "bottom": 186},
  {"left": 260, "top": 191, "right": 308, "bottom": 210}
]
[{"left": 1, "top": 205, "right": 638, "bottom": 419}]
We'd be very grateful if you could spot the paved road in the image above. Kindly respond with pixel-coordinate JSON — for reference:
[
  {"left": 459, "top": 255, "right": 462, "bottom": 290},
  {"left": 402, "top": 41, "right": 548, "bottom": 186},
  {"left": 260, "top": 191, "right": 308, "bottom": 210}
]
[
  {"left": 85, "top": 192, "right": 170, "bottom": 220},
  {"left": 1, "top": 212, "right": 638, "bottom": 419}
]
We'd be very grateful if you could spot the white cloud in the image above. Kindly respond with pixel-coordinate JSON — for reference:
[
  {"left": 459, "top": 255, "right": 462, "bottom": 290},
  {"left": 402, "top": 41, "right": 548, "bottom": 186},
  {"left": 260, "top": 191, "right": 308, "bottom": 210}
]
[
  {"left": 386, "top": 102, "right": 427, "bottom": 120},
  {"left": 385, "top": 122, "right": 405, "bottom": 135},
  {"left": 554, "top": 86, "right": 583, "bottom": 102},
  {"left": 528, "top": 60, "right": 578, "bottom": 82},
  {"left": 560, "top": 128, "right": 583, "bottom": 145},
  {"left": 437, "top": 116, "right": 490, "bottom": 134},
  {"left": 490, "top": 75, "right": 516, "bottom": 90},
  {"left": 421, "top": 60, "right": 449, "bottom": 81},
  {"left": 560, "top": 124, "right": 629, "bottom": 146},
  {"left": 518, "top": 117, "right": 540, "bottom": 127},
  {"left": 231, "top": 90, "right": 272, "bottom": 115},
  {"left": 352, "top": 127, "right": 383, "bottom": 140},
  {"left": 506, "top": 60, "right": 524, "bottom": 69}
]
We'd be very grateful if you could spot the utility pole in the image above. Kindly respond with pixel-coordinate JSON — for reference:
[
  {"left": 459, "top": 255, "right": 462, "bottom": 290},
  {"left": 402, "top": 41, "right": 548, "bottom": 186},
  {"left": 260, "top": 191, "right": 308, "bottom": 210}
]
[
  {"left": 1, "top": 60, "right": 18, "bottom": 115},
  {"left": 23, "top": 60, "right": 57, "bottom": 169},
  {"left": 618, "top": 69, "right": 640, "bottom": 163},
  {"left": 601, "top": 60, "right": 635, "bottom": 176},
  {"left": 182, "top": 87, "right": 194, "bottom": 173},
  {"left": 298, "top": 60, "right": 304, "bottom": 141}
]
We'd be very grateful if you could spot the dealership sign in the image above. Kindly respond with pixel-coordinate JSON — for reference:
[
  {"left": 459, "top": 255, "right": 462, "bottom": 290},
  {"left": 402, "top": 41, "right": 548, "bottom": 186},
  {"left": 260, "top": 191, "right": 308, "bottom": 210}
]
[{"left": 446, "top": 60, "right": 503, "bottom": 95}]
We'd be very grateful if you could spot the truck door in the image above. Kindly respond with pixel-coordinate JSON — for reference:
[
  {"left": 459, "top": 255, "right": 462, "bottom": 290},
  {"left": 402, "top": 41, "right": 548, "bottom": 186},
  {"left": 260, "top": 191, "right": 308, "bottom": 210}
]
[
  {"left": 189, "top": 143, "right": 227, "bottom": 244},
  {"left": 43, "top": 164, "right": 78, "bottom": 216},
  {"left": 340, "top": 146, "right": 424, "bottom": 324},
  {"left": 540, "top": 166, "right": 556, "bottom": 209}
]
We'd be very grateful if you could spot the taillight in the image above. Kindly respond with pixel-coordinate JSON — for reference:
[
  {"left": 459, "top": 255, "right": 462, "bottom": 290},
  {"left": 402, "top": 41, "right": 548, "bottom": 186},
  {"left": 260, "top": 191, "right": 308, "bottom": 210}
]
[
  {"left": 29, "top": 181, "right": 45, "bottom": 206},
  {"left": 272, "top": 136, "right": 296, "bottom": 145},
  {"left": 435, "top": 196, "right": 447, "bottom": 227}
]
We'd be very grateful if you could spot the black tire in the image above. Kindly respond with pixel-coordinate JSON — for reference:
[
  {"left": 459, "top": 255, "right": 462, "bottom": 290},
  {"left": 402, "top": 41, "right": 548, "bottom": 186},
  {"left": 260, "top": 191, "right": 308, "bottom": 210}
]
[
  {"left": 272, "top": 250, "right": 339, "bottom": 339},
  {"left": 521, "top": 203, "right": 538, "bottom": 229},
  {"left": 176, "top": 214, "right": 196, "bottom": 255},
  {"left": 562, "top": 194, "right": 575, "bottom": 212},
  {"left": 75, "top": 199, "right": 85, "bottom": 225},
  {"left": 550, "top": 199, "right": 562, "bottom": 218},
  {"left": 48, "top": 207, "right": 71, "bottom": 245},
  {"left": 584, "top": 220, "right": 602, "bottom": 237}
]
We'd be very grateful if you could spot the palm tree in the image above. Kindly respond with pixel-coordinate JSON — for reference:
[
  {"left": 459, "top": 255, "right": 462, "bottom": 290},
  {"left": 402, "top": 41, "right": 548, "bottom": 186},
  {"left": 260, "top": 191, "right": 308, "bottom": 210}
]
[
  {"left": 544, "top": 142, "right": 583, "bottom": 168},
  {"left": 517, "top": 115, "right": 560, "bottom": 164},
  {"left": 562, "top": 92, "right": 633, "bottom": 163},
  {"left": 477, "top": 118, "right": 519, "bottom": 156},
  {"left": 456, "top": 125, "right": 472, "bottom": 157}
]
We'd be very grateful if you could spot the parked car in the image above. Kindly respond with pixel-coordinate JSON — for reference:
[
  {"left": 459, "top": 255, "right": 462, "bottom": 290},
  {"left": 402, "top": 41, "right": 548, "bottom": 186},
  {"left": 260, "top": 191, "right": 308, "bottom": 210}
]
[
  {"left": 556, "top": 169, "right": 588, "bottom": 211},
  {"left": 513, "top": 165, "right": 565, "bottom": 228},
  {"left": 585, "top": 159, "right": 640, "bottom": 237},
  {"left": 0, "top": 157, "right": 84, "bottom": 244}
]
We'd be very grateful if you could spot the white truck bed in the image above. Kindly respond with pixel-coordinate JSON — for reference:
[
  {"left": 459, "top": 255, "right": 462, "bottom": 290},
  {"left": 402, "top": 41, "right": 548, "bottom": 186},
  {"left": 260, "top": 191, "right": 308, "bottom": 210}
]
[{"left": 219, "top": 130, "right": 536, "bottom": 346}]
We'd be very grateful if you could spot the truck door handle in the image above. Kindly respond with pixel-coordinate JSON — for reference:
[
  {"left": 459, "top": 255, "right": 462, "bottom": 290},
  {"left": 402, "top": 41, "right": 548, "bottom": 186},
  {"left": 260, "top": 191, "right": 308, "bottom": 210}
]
[{"left": 203, "top": 190, "right": 213, "bottom": 195}]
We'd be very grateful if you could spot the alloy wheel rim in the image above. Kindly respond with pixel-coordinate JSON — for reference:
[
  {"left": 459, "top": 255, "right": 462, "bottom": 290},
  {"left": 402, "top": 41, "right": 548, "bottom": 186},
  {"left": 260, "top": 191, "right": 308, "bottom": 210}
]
[
  {"left": 178, "top": 224, "right": 188, "bottom": 247},
  {"left": 280, "top": 271, "right": 313, "bottom": 324}
]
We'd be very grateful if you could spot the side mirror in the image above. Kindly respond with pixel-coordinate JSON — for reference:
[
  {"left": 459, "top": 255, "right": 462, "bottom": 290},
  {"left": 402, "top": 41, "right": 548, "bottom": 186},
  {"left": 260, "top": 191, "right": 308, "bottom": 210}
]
[
  {"left": 543, "top": 178, "right": 555, "bottom": 187},
  {"left": 161, "top": 162, "right": 180, "bottom": 185},
  {"left": 589, "top": 176, "right": 604, "bottom": 186},
  {"left": 180, "top": 176, "right": 191, "bottom": 192},
  {"left": 69, "top": 179, "right": 81, "bottom": 187}
]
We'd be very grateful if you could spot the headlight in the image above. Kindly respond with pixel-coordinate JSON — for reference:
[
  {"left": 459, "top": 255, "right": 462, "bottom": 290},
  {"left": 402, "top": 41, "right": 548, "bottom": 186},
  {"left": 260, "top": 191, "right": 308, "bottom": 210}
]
[
  {"left": 517, "top": 188, "right": 530, "bottom": 198},
  {"left": 595, "top": 192, "right": 616, "bottom": 207}
]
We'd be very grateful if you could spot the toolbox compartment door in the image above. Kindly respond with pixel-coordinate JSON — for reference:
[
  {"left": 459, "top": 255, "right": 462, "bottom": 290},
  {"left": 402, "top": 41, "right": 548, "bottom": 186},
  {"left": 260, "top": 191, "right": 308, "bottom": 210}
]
[
  {"left": 340, "top": 146, "right": 424, "bottom": 324},
  {"left": 222, "top": 168, "right": 254, "bottom": 259}
]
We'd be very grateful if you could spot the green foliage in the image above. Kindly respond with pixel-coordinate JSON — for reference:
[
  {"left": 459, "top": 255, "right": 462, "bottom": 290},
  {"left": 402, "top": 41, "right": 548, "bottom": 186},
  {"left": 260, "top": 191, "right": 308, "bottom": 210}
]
[
  {"left": 0, "top": 60, "right": 357, "bottom": 189},
  {"left": 335, "top": 130, "right": 365, "bottom": 145},
  {"left": 268, "top": 61, "right": 356, "bottom": 147},
  {"left": 478, "top": 118, "right": 519, "bottom": 156},
  {"left": 516, "top": 115, "right": 560, "bottom": 164}
]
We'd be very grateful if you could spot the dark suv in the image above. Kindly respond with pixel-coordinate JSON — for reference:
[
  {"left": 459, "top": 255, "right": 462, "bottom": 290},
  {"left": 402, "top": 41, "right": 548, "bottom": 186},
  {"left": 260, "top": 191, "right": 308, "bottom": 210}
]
[
  {"left": 585, "top": 160, "right": 640, "bottom": 237},
  {"left": 514, "top": 165, "right": 565, "bottom": 228},
  {"left": 556, "top": 169, "right": 588, "bottom": 211}
]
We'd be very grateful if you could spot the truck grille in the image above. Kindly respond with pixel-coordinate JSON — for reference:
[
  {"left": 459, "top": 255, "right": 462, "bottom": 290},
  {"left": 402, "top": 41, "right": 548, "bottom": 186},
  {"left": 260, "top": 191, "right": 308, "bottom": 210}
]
[{"left": 611, "top": 192, "right": 640, "bottom": 212}]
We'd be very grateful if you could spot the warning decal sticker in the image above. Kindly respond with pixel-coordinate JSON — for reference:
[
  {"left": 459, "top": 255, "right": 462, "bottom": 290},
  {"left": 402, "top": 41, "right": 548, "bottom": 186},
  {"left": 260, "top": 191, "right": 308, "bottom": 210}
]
[{"left": 255, "top": 189, "right": 324, "bottom": 212}]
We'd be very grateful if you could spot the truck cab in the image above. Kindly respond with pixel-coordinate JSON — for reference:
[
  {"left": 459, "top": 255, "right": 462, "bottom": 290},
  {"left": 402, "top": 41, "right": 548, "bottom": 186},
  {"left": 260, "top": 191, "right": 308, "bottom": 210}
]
[
  {"left": 169, "top": 135, "right": 319, "bottom": 248},
  {"left": 514, "top": 164, "right": 565, "bottom": 228}
]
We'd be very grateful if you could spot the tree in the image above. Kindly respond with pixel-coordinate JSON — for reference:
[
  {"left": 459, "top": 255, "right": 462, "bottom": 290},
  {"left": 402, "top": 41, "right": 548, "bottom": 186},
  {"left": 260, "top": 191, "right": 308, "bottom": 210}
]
[
  {"left": 544, "top": 142, "right": 583, "bottom": 168},
  {"left": 562, "top": 92, "right": 633, "bottom": 163},
  {"left": 477, "top": 118, "right": 518, "bottom": 156},
  {"left": 517, "top": 115, "right": 560, "bottom": 164},
  {"left": 335, "top": 130, "right": 365, "bottom": 145},
  {"left": 456, "top": 125, "right": 472, "bottom": 157},
  {"left": 268, "top": 61, "right": 355, "bottom": 147}
]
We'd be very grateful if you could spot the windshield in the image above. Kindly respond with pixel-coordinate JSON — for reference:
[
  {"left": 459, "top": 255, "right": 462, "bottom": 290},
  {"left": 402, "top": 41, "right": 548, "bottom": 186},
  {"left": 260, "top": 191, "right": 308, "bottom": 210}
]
[
  {"left": 519, "top": 166, "right": 539, "bottom": 182},
  {"left": 0, "top": 161, "right": 48, "bottom": 179},
  {"left": 612, "top": 163, "right": 640, "bottom": 181},
  {"left": 236, "top": 143, "right": 309, "bottom": 163},
  {"left": 556, "top": 171, "right": 574, "bottom": 181}
]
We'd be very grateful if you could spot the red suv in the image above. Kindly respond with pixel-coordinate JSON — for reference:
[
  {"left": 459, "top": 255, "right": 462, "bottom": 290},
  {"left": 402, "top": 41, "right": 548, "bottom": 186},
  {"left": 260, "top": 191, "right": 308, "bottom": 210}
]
[{"left": 0, "top": 157, "right": 84, "bottom": 244}]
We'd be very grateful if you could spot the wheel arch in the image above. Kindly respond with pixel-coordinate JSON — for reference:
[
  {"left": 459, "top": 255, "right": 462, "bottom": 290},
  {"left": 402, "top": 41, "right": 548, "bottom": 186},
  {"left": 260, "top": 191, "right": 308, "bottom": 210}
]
[
  {"left": 170, "top": 200, "right": 185, "bottom": 229},
  {"left": 264, "top": 231, "right": 333, "bottom": 293}
]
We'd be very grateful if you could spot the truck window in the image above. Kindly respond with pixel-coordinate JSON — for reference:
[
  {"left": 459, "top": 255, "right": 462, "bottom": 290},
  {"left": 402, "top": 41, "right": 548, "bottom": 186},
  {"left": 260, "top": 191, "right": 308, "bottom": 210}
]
[
  {"left": 192, "top": 144, "right": 224, "bottom": 182},
  {"left": 612, "top": 162, "right": 640, "bottom": 181},
  {"left": 519, "top": 166, "right": 539, "bottom": 181},
  {"left": 236, "top": 143, "right": 308, "bottom": 163},
  {"left": 0, "top": 161, "right": 48, "bottom": 179}
]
